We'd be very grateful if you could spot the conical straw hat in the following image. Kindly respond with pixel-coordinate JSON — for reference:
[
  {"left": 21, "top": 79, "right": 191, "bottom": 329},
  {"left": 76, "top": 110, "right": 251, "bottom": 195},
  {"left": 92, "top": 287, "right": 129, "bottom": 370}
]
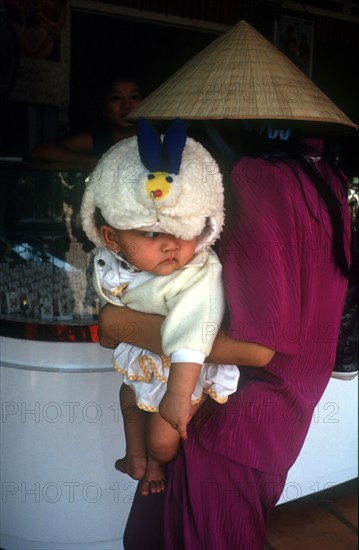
[{"left": 130, "top": 20, "right": 357, "bottom": 134}]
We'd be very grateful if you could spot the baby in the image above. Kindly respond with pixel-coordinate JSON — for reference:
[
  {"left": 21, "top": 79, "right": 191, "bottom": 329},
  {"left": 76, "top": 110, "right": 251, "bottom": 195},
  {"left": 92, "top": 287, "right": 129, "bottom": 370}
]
[{"left": 81, "top": 118, "right": 239, "bottom": 495}]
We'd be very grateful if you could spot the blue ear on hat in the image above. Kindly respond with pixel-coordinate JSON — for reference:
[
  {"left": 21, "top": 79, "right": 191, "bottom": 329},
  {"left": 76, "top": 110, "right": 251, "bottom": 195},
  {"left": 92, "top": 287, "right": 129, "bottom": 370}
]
[
  {"left": 137, "top": 118, "right": 187, "bottom": 174},
  {"left": 162, "top": 118, "right": 187, "bottom": 174}
]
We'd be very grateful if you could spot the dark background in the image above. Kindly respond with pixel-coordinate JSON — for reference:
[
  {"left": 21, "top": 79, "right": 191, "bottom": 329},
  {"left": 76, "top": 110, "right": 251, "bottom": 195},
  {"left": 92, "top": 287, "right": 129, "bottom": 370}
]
[
  {"left": 0, "top": 1, "right": 358, "bottom": 175},
  {"left": 69, "top": 12, "right": 218, "bottom": 132}
]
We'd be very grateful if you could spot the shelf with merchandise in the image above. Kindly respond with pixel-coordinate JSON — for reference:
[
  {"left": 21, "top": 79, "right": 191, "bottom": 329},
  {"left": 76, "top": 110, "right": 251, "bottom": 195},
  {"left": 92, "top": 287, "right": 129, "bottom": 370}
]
[{"left": 0, "top": 159, "right": 100, "bottom": 342}]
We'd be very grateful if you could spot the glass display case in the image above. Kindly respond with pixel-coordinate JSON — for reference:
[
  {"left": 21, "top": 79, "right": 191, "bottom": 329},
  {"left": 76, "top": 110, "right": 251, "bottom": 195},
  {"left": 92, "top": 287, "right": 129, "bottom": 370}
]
[
  {"left": 0, "top": 158, "right": 100, "bottom": 341},
  {"left": 1, "top": 158, "right": 358, "bottom": 343}
]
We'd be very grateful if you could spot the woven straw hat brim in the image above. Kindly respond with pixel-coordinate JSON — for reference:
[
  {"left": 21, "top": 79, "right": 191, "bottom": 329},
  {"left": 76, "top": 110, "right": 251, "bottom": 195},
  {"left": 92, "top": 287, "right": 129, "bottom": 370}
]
[{"left": 129, "top": 20, "right": 357, "bottom": 134}]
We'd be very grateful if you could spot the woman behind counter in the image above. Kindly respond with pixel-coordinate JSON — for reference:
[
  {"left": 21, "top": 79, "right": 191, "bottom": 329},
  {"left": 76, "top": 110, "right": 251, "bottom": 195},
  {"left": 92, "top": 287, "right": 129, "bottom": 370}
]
[{"left": 30, "top": 76, "right": 142, "bottom": 166}]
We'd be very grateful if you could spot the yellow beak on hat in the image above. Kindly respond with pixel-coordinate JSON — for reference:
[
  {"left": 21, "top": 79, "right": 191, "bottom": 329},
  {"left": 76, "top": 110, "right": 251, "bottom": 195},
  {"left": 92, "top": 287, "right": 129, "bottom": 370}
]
[{"left": 146, "top": 171, "right": 173, "bottom": 200}]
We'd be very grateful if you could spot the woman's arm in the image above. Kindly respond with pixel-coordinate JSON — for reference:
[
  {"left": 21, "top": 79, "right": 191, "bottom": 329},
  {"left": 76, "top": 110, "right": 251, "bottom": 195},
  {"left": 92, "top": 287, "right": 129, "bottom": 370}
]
[
  {"left": 206, "top": 331, "right": 275, "bottom": 367},
  {"left": 98, "top": 304, "right": 275, "bottom": 367},
  {"left": 30, "top": 132, "right": 98, "bottom": 166}
]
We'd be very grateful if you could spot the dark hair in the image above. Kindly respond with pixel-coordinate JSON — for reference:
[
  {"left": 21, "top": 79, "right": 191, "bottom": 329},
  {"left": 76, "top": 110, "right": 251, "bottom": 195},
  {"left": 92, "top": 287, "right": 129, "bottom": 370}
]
[
  {"left": 77, "top": 207, "right": 109, "bottom": 253},
  {"left": 273, "top": 140, "right": 350, "bottom": 278},
  {"left": 211, "top": 127, "right": 350, "bottom": 279},
  {"left": 101, "top": 73, "right": 142, "bottom": 98},
  {"left": 94, "top": 207, "right": 110, "bottom": 228}
]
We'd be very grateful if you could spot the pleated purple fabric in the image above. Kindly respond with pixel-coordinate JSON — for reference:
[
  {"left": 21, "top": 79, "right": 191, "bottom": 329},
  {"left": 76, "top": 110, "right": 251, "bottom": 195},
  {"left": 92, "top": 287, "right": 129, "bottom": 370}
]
[
  {"left": 194, "top": 142, "right": 350, "bottom": 475},
  {"left": 164, "top": 425, "right": 287, "bottom": 550}
]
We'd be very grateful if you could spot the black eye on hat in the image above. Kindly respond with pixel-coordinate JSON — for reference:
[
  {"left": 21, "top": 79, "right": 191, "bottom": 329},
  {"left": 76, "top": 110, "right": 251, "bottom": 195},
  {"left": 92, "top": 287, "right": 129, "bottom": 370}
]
[{"left": 147, "top": 173, "right": 173, "bottom": 183}]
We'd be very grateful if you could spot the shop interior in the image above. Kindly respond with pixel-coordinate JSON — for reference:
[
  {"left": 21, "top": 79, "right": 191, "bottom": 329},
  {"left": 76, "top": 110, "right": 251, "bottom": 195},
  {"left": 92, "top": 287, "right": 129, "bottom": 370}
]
[{"left": 0, "top": 2, "right": 357, "bottom": 549}]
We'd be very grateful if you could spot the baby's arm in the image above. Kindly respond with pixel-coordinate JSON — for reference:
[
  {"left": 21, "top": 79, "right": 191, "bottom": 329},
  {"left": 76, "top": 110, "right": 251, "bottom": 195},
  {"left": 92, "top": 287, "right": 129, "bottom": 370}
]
[
  {"left": 159, "top": 361, "right": 202, "bottom": 440},
  {"left": 159, "top": 254, "right": 225, "bottom": 438},
  {"left": 162, "top": 253, "right": 225, "bottom": 357}
]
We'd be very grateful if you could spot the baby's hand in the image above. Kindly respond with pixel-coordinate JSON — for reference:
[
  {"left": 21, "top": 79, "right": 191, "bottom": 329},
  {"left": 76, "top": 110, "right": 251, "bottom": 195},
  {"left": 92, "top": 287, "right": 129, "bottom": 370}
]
[{"left": 159, "top": 390, "right": 191, "bottom": 440}]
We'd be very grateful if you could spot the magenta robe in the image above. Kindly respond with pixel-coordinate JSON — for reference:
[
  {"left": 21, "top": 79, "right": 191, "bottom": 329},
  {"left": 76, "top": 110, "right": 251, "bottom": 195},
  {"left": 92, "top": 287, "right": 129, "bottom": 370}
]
[{"left": 124, "top": 141, "right": 350, "bottom": 550}]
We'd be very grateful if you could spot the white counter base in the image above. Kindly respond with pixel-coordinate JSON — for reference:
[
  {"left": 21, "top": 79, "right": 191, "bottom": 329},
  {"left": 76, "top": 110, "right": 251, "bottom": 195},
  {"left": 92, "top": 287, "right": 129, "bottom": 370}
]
[
  {"left": 278, "top": 374, "right": 358, "bottom": 504},
  {"left": 1, "top": 338, "right": 357, "bottom": 548},
  {"left": 1, "top": 339, "right": 132, "bottom": 550}
]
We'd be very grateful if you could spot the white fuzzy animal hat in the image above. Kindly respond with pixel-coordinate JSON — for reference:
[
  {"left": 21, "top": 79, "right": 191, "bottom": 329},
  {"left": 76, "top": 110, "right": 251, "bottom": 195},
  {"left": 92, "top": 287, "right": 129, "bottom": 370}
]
[{"left": 81, "top": 118, "right": 224, "bottom": 249}]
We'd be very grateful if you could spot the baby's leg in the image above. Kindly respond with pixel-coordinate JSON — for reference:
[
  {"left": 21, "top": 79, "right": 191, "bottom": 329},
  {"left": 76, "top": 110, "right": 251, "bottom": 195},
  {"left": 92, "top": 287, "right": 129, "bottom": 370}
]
[
  {"left": 140, "top": 397, "right": 207, "bottom": 496},
  {"left": 115, "top": 383, "right": 147, "bottom": 480},
  {"left": 139, "top": 413, "right": 179, "bottom": 496}
]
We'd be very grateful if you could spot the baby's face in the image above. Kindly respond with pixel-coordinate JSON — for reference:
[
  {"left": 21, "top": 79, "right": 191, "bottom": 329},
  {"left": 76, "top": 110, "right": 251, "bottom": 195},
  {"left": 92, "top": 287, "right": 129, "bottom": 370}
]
[{"left": 113, "top": 229, "right": 197, "bottom": 276}]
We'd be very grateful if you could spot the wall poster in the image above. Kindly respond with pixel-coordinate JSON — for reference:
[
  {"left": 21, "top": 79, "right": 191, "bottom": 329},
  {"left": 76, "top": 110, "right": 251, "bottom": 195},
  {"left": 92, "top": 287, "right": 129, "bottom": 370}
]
[
  {"left": 274, "top": 15, "right": 314, "bottom": 78},
  {"left": 4, "top": 0, "right": 70, "bottom": 107}
]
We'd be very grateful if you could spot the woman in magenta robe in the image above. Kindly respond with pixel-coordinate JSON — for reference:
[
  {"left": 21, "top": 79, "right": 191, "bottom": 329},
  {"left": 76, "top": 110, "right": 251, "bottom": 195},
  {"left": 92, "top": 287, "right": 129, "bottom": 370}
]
[{"left": 99, "top": 135, "right": 350, "bottom": 549}]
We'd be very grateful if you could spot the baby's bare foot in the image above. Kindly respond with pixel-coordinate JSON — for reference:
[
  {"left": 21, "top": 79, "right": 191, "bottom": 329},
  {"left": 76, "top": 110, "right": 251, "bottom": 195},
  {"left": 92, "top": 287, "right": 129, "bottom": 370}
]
[
  {"left": 114, "top": 455, "right": 147, "bottom": 480},
  {"left": 139, "top": 478, "right": 166, "bottom": 496},
  {"left": 139, "top": 460, "right": 166, "bottom": 496}
]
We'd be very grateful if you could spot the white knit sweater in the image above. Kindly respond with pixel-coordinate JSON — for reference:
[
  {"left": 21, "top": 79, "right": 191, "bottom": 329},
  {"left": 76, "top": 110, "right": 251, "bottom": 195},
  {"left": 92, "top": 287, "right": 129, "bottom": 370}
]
[{"left": 94, "top": 247, "right": 225, "bottom": 363}]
